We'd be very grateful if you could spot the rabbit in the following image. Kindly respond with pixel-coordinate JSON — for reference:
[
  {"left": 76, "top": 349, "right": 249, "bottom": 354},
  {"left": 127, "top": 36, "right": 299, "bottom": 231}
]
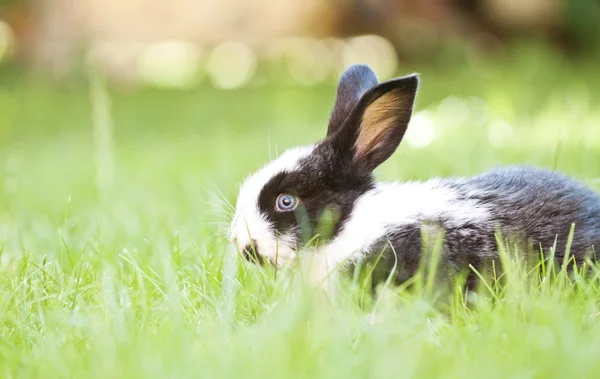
[{"left": 228, "top": 63, "right": 600, "bottom": 288}]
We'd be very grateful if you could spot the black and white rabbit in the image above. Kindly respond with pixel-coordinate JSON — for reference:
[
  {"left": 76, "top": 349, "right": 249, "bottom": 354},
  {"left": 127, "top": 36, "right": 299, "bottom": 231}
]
[{"left": 229, "top": 64, "right": 600, "bottom": 286}]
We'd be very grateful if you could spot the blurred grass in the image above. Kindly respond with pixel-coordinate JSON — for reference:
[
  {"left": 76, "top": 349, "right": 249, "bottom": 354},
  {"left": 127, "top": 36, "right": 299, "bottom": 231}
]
[{"left": 1, "top": 43, "right": 600, "bottom": 378}]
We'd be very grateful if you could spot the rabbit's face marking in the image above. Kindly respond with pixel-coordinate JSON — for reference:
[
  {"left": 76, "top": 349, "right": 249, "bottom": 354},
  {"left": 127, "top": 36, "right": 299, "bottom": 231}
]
[
  {"left": 257, "top": 145, "right": 375, "bottom": 258},
  {"left": 229, "top": 146, "right": 315, "bottom": 264},
  {"left": 230, "top": 142, "right": 374, "bottom": 266}
]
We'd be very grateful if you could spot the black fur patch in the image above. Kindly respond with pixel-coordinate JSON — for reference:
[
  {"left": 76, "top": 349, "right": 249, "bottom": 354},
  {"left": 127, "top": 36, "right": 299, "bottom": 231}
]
[
  {"left": 446, "top": 166, "right": 600, "bottom": 264},
  {"left": 365, "top": 224, "right": 423, "bottom": 286},
  {"left": 362, "top": 223, "right": 492, "bottom": 290},
  {"left": 257, "top": 143, "right": 374, "bottom": 249}
]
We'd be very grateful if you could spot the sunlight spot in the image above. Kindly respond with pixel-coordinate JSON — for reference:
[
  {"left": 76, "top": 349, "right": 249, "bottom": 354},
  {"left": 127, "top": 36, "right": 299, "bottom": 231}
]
[
  {"left": 263, "top": 38, "right": 288, "bottom": 60},
  {"left": 406, "top": 111, "right": 436, "bottom": 148},
  {"left": 341, "top": 35, "right": 398, "bottom": 80},
  {"left": 466, "top": 96, "right": 490, "bottom": 125},
  {"left": 138, "top": 41, "right": 201, "bottom": 89},
  {"left": 322, "top": 37, "right": 347, "bottom": 80},
  {"left": 285, "top": 38, "right": 333, "bottom": 86},
  {"left": 323, "top": 37, "right": 346, "bottom": 58},
  {"left": 0, "top": 21, "right": 16, "bottom": 63},
  {"left": 86, "top": 40, "right": 146, "bottom": 81},
  {"left": 437, "top": 96, "right": 469, "bottom": 127},
  {"left": 488, "top": 119, "right": 514, "bottom": 148},
  {"left": 207, "top": 41, "right": 256, "bottom": 89}
]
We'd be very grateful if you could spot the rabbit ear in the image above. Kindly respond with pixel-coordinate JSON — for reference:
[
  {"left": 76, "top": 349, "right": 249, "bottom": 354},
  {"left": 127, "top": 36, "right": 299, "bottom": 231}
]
[
  {"left": 327, "top": 64, "right": 379, "bottom": 137},
  {"left": 328, "top": 74, "right": 419, "bottom": 176}
]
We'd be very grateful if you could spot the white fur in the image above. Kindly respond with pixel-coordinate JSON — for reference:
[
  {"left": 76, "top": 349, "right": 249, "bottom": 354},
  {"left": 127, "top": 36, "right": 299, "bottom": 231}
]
[
  {"left": 230, "top": 147, "right": 491, "bottom": 275},
  {"left": 317, "top": 179, "right": 491, "bottom": 268},
  {"left": 229, "top": 145, "right": 315, "bottom": 264}
]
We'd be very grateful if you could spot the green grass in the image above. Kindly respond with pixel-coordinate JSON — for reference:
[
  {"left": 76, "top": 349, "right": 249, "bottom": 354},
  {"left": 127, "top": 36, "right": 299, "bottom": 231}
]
[{"left": 1, "top": 44, "right": 600, "bottom": 378}]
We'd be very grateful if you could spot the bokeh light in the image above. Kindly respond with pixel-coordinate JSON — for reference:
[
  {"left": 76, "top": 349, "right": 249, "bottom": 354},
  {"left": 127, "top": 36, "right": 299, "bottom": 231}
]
[
  {"left": 86, "top": 41, "right": 146, "bottom": 81},
  {"left": 0, "top": 21, "right": 16, "bottom": 63},
  {"left": 342, "top": 35, "right": 398, "bottom": 79},
  {"left": 488, "top": 119, "right": 514, "bottom": 147},
  {"left": 206, "top": 41, "right": 257, "bottom": 89},
  {"left": 437, "top": 97, "right": 470, "bottom": 128},
  {"left": 138, "top": 41, "right": 202, "bottom": 89},
  {"left": 405, "top": 111, "right": 436, "bottom": 148},
  {"left": 284, "top": 38, "right": 333, "bottom": 86},
  {"left": 2, "top": 1, "right": 600, "bottom": 376}
]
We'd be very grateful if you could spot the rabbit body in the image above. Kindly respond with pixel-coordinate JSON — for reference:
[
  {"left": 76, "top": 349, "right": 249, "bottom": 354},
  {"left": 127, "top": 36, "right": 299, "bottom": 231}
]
[
  {"left": 229, "top": 64, "right": 600, "bottom": 286},
  {"left": 360, "top": 166, "right": 600, "bottom": 285}
]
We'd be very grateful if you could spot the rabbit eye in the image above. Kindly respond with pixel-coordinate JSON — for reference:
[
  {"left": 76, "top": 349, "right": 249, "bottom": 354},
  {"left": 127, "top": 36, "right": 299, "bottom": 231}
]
[{"left": 276, "top": 194, "right": 298, "bottom": 211}]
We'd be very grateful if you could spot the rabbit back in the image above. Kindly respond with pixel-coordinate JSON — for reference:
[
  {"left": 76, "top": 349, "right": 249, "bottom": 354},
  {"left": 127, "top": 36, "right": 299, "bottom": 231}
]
[{"left": 363, "top": 166, "right": 600, "bottom": 285}]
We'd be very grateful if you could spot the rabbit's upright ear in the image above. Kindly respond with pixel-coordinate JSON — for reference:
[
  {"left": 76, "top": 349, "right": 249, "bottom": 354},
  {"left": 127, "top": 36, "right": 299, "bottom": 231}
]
[
  {"left": 328, "top": 73, "right": 419, "bottom": 176},
  {"left": 327, "top": 65, "right": 379, "bottom": 137}
]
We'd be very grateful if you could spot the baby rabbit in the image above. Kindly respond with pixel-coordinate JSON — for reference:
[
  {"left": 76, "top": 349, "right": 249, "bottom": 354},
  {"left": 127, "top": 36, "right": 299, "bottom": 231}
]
[{"left": 229, "top": 64, "right": 600, "bottom": 287}]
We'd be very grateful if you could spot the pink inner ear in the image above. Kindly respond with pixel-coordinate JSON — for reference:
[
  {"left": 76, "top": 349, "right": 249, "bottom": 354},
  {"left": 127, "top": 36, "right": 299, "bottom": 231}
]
[{"left": 354, "top": 90, "right": 408, "bottom": 161}]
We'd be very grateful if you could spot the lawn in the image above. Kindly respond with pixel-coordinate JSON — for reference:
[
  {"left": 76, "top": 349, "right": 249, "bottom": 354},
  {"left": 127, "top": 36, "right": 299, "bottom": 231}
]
[{"left": 1, "top": 44, "right": 600, "bottom": 378}]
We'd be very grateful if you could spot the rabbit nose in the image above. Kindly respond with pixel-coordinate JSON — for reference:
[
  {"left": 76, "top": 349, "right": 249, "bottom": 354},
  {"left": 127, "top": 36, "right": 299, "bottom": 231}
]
[{"left": 242, "top": 240, "right": 263, "bottom": 264}]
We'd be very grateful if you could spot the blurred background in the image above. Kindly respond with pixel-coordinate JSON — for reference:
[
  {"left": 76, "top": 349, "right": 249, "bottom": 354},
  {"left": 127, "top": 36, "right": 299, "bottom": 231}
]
[
  {"left": 0, "top": 0, "right": 600, "bottom": 236},
  {"left": 2, "top": 2, "right": 600, "bottom": 374},
  {"left": 2, "top": 0, "right": 600, "bottom": 82}
]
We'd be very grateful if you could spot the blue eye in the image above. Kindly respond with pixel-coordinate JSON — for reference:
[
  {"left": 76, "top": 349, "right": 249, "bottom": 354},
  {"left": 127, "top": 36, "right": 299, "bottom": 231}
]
[{"left": 276, "top": 194, "right": 298, "bottom": 211}]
